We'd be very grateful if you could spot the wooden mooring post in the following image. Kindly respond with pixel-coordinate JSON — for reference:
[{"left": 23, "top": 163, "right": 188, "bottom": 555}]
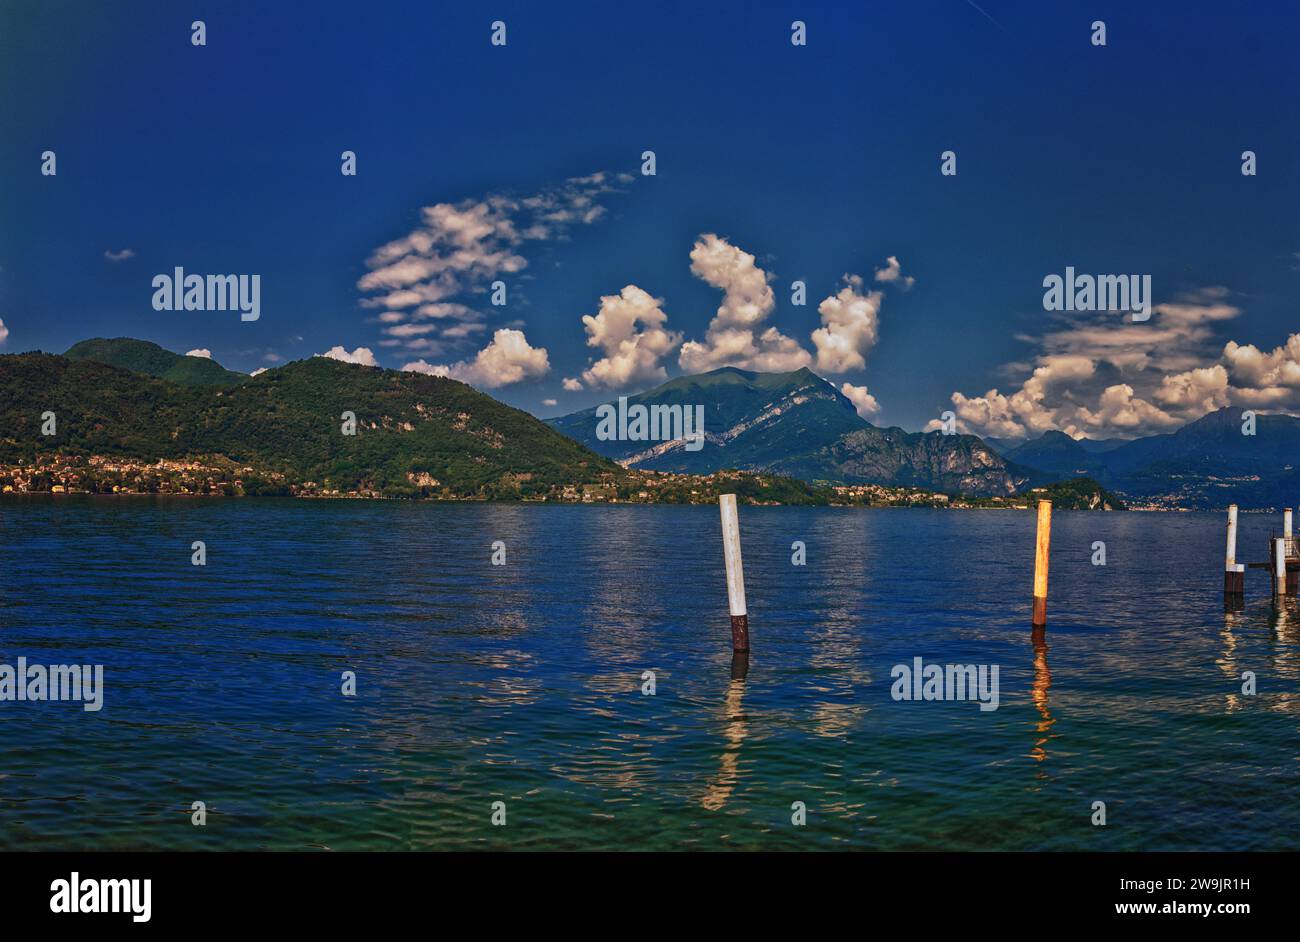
[
  {"left": 718, "top": 494, "right": 750, "bottom": 652},
  {"left": 1224, "top": 504, "right": 1245, "bottom": 605},
  {"left": 1031, "top": 499, "right": 1052, "bottom": 629}
]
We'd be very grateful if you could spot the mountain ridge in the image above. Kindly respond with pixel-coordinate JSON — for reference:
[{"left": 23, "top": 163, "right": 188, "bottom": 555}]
[
  {"left": 999, "top": 408, "right": 1300, "bottom": 508},
  {"left": 549, "top": 366, "right": 1032, "bottom": 495}
]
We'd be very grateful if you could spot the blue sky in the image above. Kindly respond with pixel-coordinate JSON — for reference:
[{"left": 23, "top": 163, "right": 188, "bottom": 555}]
[{"left": 3, "top": 0, "right": 1299, "bottom": 438}]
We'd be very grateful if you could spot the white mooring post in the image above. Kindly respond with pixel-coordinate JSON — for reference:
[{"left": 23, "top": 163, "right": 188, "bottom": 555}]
[
  {"left": 1224, "top": 505, "right": 1244, "bottom": 601},
  {"left": 1275, "top": 538, "right": 1287, "bottom": 599},
  {"left": 1226, "top": 504, "right": 1239, "bottom": 569},
  {"left": 718, "top": 494, "right": 750, "bottom": 652}
]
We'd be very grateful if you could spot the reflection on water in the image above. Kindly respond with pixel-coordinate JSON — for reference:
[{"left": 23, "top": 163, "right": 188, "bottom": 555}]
[
  {"left": 1219, "top": 612, "right": 1244, "bottom": 712},
  {"left": 1028, "top": 628, "right": 1054, "bottom": 768},
  {"left": 701, "top": 677, "right": 748, "bottom": 812},
  {"left": 1269, "top": 600, "right": 1300, "bottom": 714},
  {"left": 2, "top": 497, "right": 1299, "bottom": 850}
]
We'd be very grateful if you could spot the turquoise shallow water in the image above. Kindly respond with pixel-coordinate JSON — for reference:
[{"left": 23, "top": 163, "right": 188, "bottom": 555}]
[{"left": 0, "top": 496, "right": 1297, "bottom": 850}]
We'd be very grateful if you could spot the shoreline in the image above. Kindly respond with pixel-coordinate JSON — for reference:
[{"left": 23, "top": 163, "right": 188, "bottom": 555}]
[{"left": 0, "top": 489, "right": 1150, "bottom": 510}]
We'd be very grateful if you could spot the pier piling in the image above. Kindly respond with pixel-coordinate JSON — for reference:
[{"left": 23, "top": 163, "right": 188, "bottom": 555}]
[
  {"left": 1224, "top": 505, "right": 1244, "bottom": 604},
  {"left": 1275, "top": 538, "right": 1287, "bottom": 600},
  {"left": 1031, "top": 499, "right": 1052, "bottom": 629},
  {"left": 718, "top": 494, "right": 750, "bottom": 652},
  {"left": 1284, "top": 511, "right": 1294, "bottom": 592}
]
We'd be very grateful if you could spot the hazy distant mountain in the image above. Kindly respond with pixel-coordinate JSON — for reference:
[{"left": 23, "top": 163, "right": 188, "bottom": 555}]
[
  {"left": 65, "top": 337, "right": 247, "bottom": 386},
  {"left": 978, "top": 436, "right": 1017, "bottom": 457},
  {"left": 1003, "top": 430, "right": 1111, "bottom": 480},
  {"left": 1005, "top": 408, "right": 1300, "bottom": 508},
  {"left": 988, "top": 431, "right": 1122, "bottom": 459},
  {"left": 1073, "top": 437, "right": 1127, "bottom": 454},
  {"left": 549, "top": 366, "right": 1030, "bottom": 495}
]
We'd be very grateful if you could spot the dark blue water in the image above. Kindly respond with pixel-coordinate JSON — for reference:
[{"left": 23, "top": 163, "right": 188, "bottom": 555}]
[{"left": 1, "top": 496, "right": 1297, "bottom": 850}]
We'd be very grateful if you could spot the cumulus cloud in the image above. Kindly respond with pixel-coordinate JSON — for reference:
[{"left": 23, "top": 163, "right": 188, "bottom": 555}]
[
  {"left": 928, "top": 286, "right": 1300, "bottom": 439},
  {"left": 840, "top": 382, "right": 881, "bottom": 419},
  {"left": 318, "top": 345, "right": 379, "bottom": 367},
  {"left": 541, "top": 398, "right": 557, "bottom": 407},
  {"left": 0, "top": 318, "right": 8, "bottom": 345},
  {"left": 562, "top": 377, "right": 583, "bottom": 392},
  {"left": 678, "top": 234, "right": 812, "bottom": 373},
  {"left": 812, "top": 275, "right": 882, "bottom": 373},
  {"left": 873, "top": 255, "right": 914, "bottom": 289},
  {"left": 184, "top": 348, "right": 212, "bottom": 359},
  {"left": 104, "top": 249, "right": 135, "bottom": 262},
  {"left": 1154, "top": 364, "right": 1230, "bottom": 413},
  {"left": 358, "top": 172, "right": 629, "bottom": 356},
  {"left": 401, "top": 328, "right": 549, "bottom": 389},
  {"left": 579, "top": 284, "right": 681, "bottom": 389}
]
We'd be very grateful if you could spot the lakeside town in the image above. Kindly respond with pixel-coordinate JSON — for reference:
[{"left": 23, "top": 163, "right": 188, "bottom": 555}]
[{"left": 0, "top": 453, "right": 1127, "bottom": 509}]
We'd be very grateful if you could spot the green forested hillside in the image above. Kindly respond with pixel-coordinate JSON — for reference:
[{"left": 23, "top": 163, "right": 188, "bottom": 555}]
[{"left": 0, "top": 352, "right": 618, "bottom": 497}]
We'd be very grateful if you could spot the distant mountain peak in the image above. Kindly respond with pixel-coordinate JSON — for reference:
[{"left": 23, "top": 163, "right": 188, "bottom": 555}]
[{"left": 548, "top": 365, "right": 1023, "bottom": 494}]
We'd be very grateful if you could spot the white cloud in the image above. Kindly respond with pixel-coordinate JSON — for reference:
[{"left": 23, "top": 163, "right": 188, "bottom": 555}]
[
  {"left": 184, "top": 348, "right": 212, "bottom": 359},
  {"left": 812, "top": 275, "right": 882, "bottom": 373},
  {"left": 542, "top": 398, "right": 557, "bottom": 407},
  {"left": 840, "top": 382, "right": 881, "bottom": 419},
  {"left": 1075, "top": 383, "right": 1185, "bottom": 434},
  {"left": 359, "top": 172, "right": 629, "bottom": 355},
  {"left": 873, "top": 255, "right": 914, "bottom": 289},
  {"left": 1154, "top": 363, "right": 1230, "bottom": 413},
  {"left": 678, "top": 234, "right": 812, "bottom": 373},
  {"left": 928, "top": 287, "right": 1300, "bottom": 439},
  {"left": 104, "top": 249, "right": 135, "bottom": 262},
  {"left": 562, "top": 377, "right": 583, "bottom": 391},
  {"left": 1222, "top": 333, "right": 1300, "bottom": 390},
  {"left": 401, "top": 328, "right": 549, "bottom": 389},
  {"left": 318, "top": 345, "right": 379, "bottom": 367},
  {"left": 0, "top": 318, "right": 8, "bottom": 345},
  {"left": 580, "top": 284, "right": 681, "bottom": 389}
]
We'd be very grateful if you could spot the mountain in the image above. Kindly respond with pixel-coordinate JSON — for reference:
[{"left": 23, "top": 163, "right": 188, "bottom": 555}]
[
  {"left": 0, "top": 349, "right": 618, "bottom": 498},
  {"left": 1099, "top": 407, "right": 1300, "bottom": 507},
  {"left": 65, "top": 337, "right": 248, "bottom": 386},
  {"left": 1073, "top": 437, "right": 1126, "bottom": 454},
  {"left": 979, "top": 436, "right": 1017, "bottom": 457},
  {"left": 1003, "top": 430, "right": 1110, "bottom": 480},
  {"left": 1004, "top": 408, "right": 1300, "bottom": 509},
  {"left": 549, "top": 366, "right": 1031, "bottom": 495}
]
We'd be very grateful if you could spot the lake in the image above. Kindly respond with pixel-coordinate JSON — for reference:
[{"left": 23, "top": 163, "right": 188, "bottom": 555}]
[{"left": 1, "top": 496, "right": 1297, "bottom": 850}]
